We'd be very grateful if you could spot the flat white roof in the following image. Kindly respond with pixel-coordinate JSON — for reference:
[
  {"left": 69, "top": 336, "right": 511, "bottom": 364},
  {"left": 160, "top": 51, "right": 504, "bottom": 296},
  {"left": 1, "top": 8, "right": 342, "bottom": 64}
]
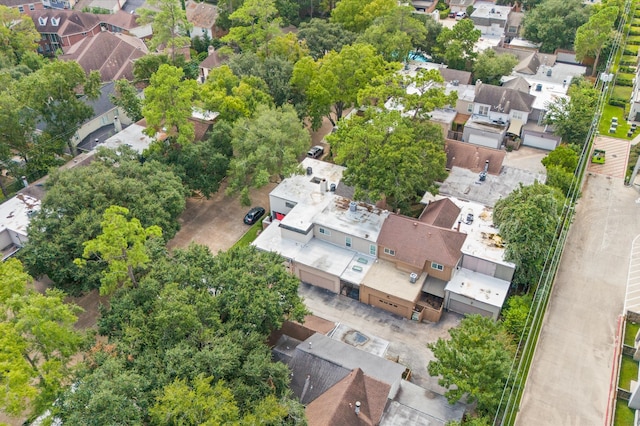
[
  {"left": 471, "top": 2, "right": 511, "bottom": 20},
  {"left": 252, "top": 220, "right": 376, "bottom": 285},
  {"left": 445, "top": 267, "right": 510, "bottom": 308},
  {"left": 99, "top": 123, "right": 153, "bottom": 154},
  {"left": 429, "top": 108, "right": 457, "bottom": 125},
  {"left": 315, "top": 197, "right": 389, "bottom": 243},
  {"left": 269, "top": 158, "right": 345, "bottom": 207},
  {"left": 0, "top": 194, "right": 40, "bottom": 237},
  {"left": 362, "top": 259, "right": 426, "bottom": 302}
]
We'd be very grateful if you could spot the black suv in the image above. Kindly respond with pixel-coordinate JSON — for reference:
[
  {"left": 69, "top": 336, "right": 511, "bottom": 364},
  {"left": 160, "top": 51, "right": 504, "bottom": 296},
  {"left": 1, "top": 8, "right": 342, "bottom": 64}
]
[
  {"left": 244, "top": 207, "right": 265, "bottom": 225},
  {"left": 307, "top": 145, "right": 324, "bottom": 159}
]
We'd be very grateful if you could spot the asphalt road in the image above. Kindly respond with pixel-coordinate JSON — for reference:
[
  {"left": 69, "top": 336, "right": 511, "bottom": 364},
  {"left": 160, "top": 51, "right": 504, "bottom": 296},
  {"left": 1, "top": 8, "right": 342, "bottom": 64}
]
[{"left": 517, "top": 174, "right": 640, "bottom": 425}]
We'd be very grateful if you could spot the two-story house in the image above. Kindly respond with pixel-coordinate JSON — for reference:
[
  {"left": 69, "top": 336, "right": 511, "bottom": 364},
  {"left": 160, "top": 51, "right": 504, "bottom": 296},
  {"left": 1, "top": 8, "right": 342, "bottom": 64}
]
[
  {"left": 469, "top": 3, "right": 512, "bottom": 36},
  {"left": 29, "top": 10, "right": 102, "bottom": 55},
  {"left": 186, "top": 0, "right": 219, "bottom": 40},
  {"left": 1, "top": 0, "right": 44, "bottom": 14}
]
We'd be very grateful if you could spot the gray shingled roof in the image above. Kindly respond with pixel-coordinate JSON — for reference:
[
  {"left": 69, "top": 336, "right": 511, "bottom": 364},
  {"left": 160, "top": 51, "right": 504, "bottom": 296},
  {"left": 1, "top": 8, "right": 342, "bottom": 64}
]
[{"left": 474, "top": 82, "right": 535, "bottom": 113}]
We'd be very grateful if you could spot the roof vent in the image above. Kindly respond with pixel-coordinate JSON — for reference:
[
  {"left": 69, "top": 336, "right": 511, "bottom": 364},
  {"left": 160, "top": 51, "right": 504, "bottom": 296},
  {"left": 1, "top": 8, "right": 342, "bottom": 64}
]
[
  {"left": 409, "top": 273, "right": 418, "bottom": 283},
  {"left": 306, "top": 166, "right": 312, "bottom": 175},
  {"left": 452, "top": 80, "right": 459, "bottom": 86},
  {"left": 349, "top": 201, "right": 357, "bottom": 212},
  {"left": 546, "top": 68, "right": 552, "bottom": 77},
  {"left": 535, "top": 84, "right": 542, "bottom": 92},
  {"left": 330, "top": 183, "right": 336, "bottom": 192}
]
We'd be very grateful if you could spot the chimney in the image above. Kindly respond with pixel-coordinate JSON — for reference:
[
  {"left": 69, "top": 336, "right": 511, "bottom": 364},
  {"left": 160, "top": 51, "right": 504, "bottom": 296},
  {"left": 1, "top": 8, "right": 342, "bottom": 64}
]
[
  {"left": 320, "top": 178, "right": 327, "bottom": 193},
  {"left": 484, "top": 160, "right": 489, "bottom": 173},
  {"left": 355, "top": 401, "right": 361, "bottom": 416},
  {"left": 457, "top": 220, "right": 461, "bottom": 232},
  {"left": 114, "top": 116, "right": 122, "bottom": 133},
  {"left": 208, "top": 45, "right": 215, "bottom": 56},
  {"left": 21, "top": 176, "right": 28, "bottom": 188}
]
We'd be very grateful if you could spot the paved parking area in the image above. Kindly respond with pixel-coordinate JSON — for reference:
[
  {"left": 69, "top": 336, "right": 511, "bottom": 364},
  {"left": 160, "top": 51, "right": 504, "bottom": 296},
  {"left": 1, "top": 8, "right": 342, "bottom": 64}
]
[
  {"left": 624, "top": 235, "right": 640, "bottom": 314},
  {"left": 588, "top": 136, "right": 631, "bottom": 179},
  {"left": 517, "top": 174, "right": 640, "bottom": 425}
]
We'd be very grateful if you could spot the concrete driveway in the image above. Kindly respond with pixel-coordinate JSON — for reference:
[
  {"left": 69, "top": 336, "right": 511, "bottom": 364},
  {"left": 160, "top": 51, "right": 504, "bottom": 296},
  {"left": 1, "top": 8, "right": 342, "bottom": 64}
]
[
  {"left": 168, "top": 180, "right": 276, "bottom": 254},
  {"left": 517, "top": 174, "right": 640, "bottom": 425}
]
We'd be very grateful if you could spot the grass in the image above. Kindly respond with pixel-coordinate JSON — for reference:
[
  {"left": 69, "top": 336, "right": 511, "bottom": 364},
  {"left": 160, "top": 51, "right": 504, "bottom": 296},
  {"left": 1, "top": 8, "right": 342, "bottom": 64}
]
[
  {"left": 626, "top": 322, "right": 640, "bottom": 347},
  {"left": 599, "top": 104, "right": 635, "bottom": 140},
  {"left": 232, "top": 218, "right": 265, "bottom": 249},
  {"left": 619, "top": 356, "right": 639, "bottom": 390},
  {"left": 613, "top": 85, "right": 633, "bottom": 100},
  {"left": 615, "top": 399, "right": 636, "bottom": 426}
]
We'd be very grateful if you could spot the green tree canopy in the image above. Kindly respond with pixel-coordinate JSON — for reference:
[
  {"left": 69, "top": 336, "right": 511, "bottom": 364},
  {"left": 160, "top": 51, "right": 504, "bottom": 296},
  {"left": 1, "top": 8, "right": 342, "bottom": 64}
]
[
  {"left": 493, "top": 182, "right": 565, "bottom": 290},
  {"left": 427, "top": 314, "right": 515, "bottom": 416},
  {"left": 328, "top": 110, "right": 447, "bottom": 211},
  {"left": 330, "top": 0, "right": 396, "bottom": 32},
  {"left": 137, "top": 0, "right": 192, "bottom": 62},
  {"left": 19, "top": 146, "right": 186, "bottom": 294},
  {"left": 522, "top": 0, "right": 590, "bottom": 53},
  {"left": 297, "top": 18, "right": 357, "bottom": 60},
  {"left": 226, "top": 104, "right": 310, "bottom": 205},
  {"left": 472, "top": 50, "right": 519, "bottom": 85},
  {"left": 434, "top": 19, "right": 481, "bottom": 70},
  {"left": 0, "top": 5, "right": 39, "bottom": 67},
  {"left": 541, "top": 145, "right": 580, "bottom": 196},
  {"left": 142, "top": 64, "right": 199, "bottom": 145},
  {"left": 0, "top": 259, "right": 83, "bottom": 418},
  {"left": 575, "top": 5, "right": 618, "bottom": 76},
  {"left": 222, "top": 0, "right": 283, "bottom": 53},
  {"left": 543, "top": 78, "right": 598, "bottom": 146},
  {"left": 291, "top": 42, "right": 400, "bottom": 128},
  {"left": 110, "top": 79, "right": 143, "bottom": 122}
]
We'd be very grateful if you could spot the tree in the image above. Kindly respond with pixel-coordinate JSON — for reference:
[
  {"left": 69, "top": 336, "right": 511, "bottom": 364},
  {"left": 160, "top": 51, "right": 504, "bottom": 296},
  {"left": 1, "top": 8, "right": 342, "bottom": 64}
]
[
  {"left": 575, "top": 6, "right": 618, "bottom": 76},
  {"left": 137, "top": 0, "right": 192, "bottom": 63},
  {"left": 222, "top": 0, "right": 282, "bottom": 53},
  {"left": 110, "top": 79, "right": 143, "bottom": 122},
  {"left": 522, "top": 0, "right": 590, "bottom": 53},
  {"left": 143, "top": 64, "right": 199, "bottom": 145},
  {"left": 226, "top": 104, "right": 310, "bottom": 205},
  {"left": 541, "top": 144, "right": 579, "bottom": 172},
  {"left": 15, "top": 61, "right": 100, "bottom": 155},
  {"left": 330, "top": 0, "right": 396, "bottom": 33},
  {"left": 502, "top": 294, "right": 532, "bottom": 340},
  {"left": 427, "top": 315, "right": 515, "bottom": 416},
  {"left": 202, "top": 65, "right": 274, "bottom": 122},
  {"left": 297, "top": 19, "right": 357, "bottom": 60},
  {"left": 0, "top": 5, "right": 39, "bottom": 66},
  {"left": 133, "top": 53, "right": 171, "bottom": 83},
  {"left": 472, "top": 50, "right": 518, "bottom": 85},
  {"left": 358, "top": 5, "right": 428, "bottom": 62},
  {"left": 493, "top": 182, "right": 565, "bottom": 290},
  {"left": 328, "top": 110, "right": 447, "bottom": 211},
  {"left": 543, "top": 78, "right": 598, "bottom": 146},
  {"left": 19, "top": 146, "right": 186, "bottom": 294},
  {"left": 0, "top": 259, "right": 83, "bottom": 418},
  {"left": 434, "top": 18, "right": 481, "bottom": 70},
  {"left": 75, "top": 206, "right": 163, "bottom": 295},
  {"left": 291, "top": 43, "right": 400, "bottom": 128}
]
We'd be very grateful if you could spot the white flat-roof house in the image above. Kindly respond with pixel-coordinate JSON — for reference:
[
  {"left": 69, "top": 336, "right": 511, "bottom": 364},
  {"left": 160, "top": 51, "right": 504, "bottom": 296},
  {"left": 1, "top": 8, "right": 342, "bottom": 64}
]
[{"left": 0, "top": 194, "right": 41, "bottom": 261}]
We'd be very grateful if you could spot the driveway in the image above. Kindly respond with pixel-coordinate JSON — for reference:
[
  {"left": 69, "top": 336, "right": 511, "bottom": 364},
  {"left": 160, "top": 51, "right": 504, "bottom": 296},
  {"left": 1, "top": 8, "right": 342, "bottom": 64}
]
[
  {"left": 167, "top": 180, "right": 277, "bottom": 253},
  {"left": 517, "top": 174, "right": 640, "bottom": 425}
]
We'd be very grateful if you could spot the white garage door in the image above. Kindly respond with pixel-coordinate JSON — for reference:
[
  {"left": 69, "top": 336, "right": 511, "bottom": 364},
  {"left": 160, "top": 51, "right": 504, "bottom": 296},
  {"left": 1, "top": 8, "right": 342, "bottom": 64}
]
[
  {"left": 523, "top": 133, "right": 558, "bottom": 150},
  {"left": 469, "top": 134, "right": 500, "bottom": 149},
  {"left": 448, "top": 299, "right": 494, "bottom": 318},
  {"left": 299, "top": 270, "right": 337, "bottom": 293}
]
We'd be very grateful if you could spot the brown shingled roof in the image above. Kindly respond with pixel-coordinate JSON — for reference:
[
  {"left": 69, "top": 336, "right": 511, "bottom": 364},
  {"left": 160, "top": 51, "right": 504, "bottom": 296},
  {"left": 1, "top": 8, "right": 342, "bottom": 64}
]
[
  {"left": 305, "top": 368, "right": 390, "bottom": 426},
  {"left": 418, "top": 198, "right": 461, "bottom": 228},
  {"left": 30, "top": 10, "right": 101, "bottom": 36},
  {"left": 444, "top": 139, "right": 505, "bottom": 175},
  {"left": 378, "top": 214, "right": 467, "bottom": 269},
  {"left": 185, "top": 0, "right": 218, "bottom": 28}
]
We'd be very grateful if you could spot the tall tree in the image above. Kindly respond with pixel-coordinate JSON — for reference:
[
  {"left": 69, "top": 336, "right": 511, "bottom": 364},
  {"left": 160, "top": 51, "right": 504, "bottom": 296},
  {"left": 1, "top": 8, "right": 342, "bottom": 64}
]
[
  {"left": 522, "top": 0, "right": 590, "bottom": 53},
  {"left": 110, "top": 79, "right": 143, "bottom": 122},
  {"left": 297, "top": 19, "right": 357, "bottom": 60},
  {"left": 472, "top": 50, "right": 519, "bottom": 85},
  {"left": 291, "top": 42, "right": 400, "bottom": 128},
  {"left": 493, "top": 182, "right": 565, "bottom": 290},
  {"left": 75, "top": 206, "right": 163, "bottom": 295},
  {"left": 0, "top": 259, "right": 83, "bottom": 418},
  {"left": 575, "top": 6, "right": 618, "bottom": 76},
  {"left": 142, "top": 64, "right": 199, "bottom": 145},
  {"left": 434, "top": 18, "right": 481, "bottom": 70},
  {"left": 137, "top": 0, "right": 192, "bottom": 63},
  {"left": 427, "top": 315, "right": 515, "bottom": 416},
  {"left": 328, "top": 110, "right": 447, "bottom": 211},
  {"left": 0, "top": 5, "right": 39, "bottom": 66},
  {"left": 19, "top": 146, "right": 186, "bottom": 294},
  {"left": 330, "top": 0, "right": 396, "bottom": 33},
  {"left": 222, "top": 0, "right": 282, "bottom": 53},
  {"left": 226, "top": 104, "right": 310, "bottom": 205}
]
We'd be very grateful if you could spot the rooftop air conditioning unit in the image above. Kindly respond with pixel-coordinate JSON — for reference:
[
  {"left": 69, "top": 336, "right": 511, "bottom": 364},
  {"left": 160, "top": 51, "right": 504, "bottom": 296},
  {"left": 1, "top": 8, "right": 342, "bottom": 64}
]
[{"left": 409, "top": 273, "right": 418, "bottom": 283}]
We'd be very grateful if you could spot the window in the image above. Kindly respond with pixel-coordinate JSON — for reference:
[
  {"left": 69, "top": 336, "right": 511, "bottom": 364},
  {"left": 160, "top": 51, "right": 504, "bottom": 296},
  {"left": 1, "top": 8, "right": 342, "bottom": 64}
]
[
  {"left": 369, "top": 244, "right": 377, "bottom": 256},
  {"left": 319, "top": 227, "right": 331, "bottom": 236},
  {"left": 508, "top": 25, "right": 517, "bottom": 34},
  {"left": 345, "top": 237, "right": 352, "bottom": 248},
  {"left": 29, "top": 3, "right": 35, "bottom": 10},
  {"left": 431, "top": 262, "right": 444, "bottom": 271},
  {"left": 384, "top": 247, "right": 395, "bottom": 256},
  {"left": 467, "top": 103, "right": 473, "bottom": 113},
  {"left": 478, "top": 105, "right": 489, "bottom": 116},
  {"left": 512, "top": 111, "right": 523, "bottom": 120},
  {"left": 285, "top": 201, "right": 297, "bottom": 209},
  {"left": 18, "top": 6, "right": 24, "bottom": 12}
]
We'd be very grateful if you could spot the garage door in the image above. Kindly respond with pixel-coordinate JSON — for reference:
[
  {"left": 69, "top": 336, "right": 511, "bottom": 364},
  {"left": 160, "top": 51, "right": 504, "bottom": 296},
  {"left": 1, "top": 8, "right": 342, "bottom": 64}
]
[
  {"left": 368, "top": 295, "right": 410, "bottom": 318},
  {"left": 462, "top": 256, "right": 497, "bottom": 277},
  {"left": 447, "top": 299, "right": 493, "bottom": 318},
  {"left": 469, "top": 134, "right": 500, "bottom": 149},
  {"left": 300, "top": 270, "right": 337, "bottom": 293},
  {"left": 523, "top": 133, "right": 558, "bottom": 150}
]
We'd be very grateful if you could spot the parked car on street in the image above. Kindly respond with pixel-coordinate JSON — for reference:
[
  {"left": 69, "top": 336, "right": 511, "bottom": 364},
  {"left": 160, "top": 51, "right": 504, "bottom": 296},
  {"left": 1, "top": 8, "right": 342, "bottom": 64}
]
[
  {"left": 307, "top": 145, "right": 324, "bottom": 159},
  {"left": 244, "top": 206, "right": 265, "bottom": 225}
]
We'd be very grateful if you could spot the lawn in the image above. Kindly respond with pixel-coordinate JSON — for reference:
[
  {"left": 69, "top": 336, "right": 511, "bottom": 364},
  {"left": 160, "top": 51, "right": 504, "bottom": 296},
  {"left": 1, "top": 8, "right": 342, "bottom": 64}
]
[
  {"left": 232, "top": 219, "right": 265, "bottom": 248},
  {"left": 613, "top": 85, "right": 633, "bottom": 100},
  {"left": 615, "top": 399, "right": 636, "bottom": 426},
  {"left": 619, "top": 356, "right": 639, "bottom": 390},
  {"left": 599, "top": 104, "right": 635, "bottom": 140},
  {"left": 626, "top": 322, "right": 640, "bottom": 347}
]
